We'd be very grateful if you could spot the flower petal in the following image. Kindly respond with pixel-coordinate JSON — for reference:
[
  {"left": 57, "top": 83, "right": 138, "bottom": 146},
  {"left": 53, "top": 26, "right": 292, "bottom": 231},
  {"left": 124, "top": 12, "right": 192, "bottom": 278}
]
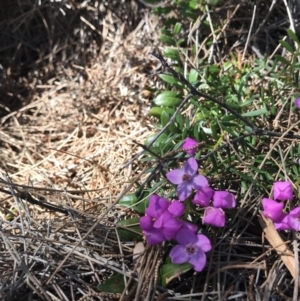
[
  {"left": 175, "top": 228, "right": 197, "bottom": 245},
  {"left": 195, "top": 234, "right": 212, "bottom": 252},
  {"left": 182, "top": 137, "right": 198, "bottom": 155},
  {"left": 167, "top": 169, "right": 185, "bottom": 185},
  {"left": 177, "top": 182, "right": 193, "bottom": 201},
  {"left": 140, "top": 216, "right": 153, "bottom": 230},
  {"left": 183, "top": 157, "right": 198, "bottom": 176},
  {"left": 288, "top": 207, "right": 300, "bottom": 230},
  {"left": 170, "top": 245, "right": 189, "bottom": 264},
  {"left": 192, "top": 175, "right": 209, "bottom": 191},
  {"left": 145, "top": 194, "right": 169, "bottom": 218},
  {"left": 274, "top": 213, "right": 291, "bottom": 230},
  {"left": 143, "top": 228, "right": 166, "bottom": 245},
  {"left": 181, "top": 221, "right": 198, "bottom": 233},
  {"left": 168, "top": 201, "right": 185, "bottom": 216},
  {"left": 188, "top": 249, "right": 206, "bottom": 272},
  {"left": 212, "top": 191, "right": 236, "bottom": 209},
  {"left": 153, "top": 211, "right": 182, "bottom": 240},
  {"left": 273, "top": 181, "right": 293, "bottom": 201}
]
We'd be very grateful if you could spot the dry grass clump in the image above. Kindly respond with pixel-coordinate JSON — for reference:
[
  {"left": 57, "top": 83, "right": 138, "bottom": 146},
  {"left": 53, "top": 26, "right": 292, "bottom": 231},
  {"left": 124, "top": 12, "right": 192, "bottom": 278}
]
[{"left": 0, "top": 0, "right": 164, "bottom": 300}]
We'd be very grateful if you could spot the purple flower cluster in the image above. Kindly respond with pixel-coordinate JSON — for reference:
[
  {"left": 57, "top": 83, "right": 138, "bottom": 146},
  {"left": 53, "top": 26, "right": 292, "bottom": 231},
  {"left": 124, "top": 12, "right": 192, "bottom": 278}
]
[
  {"left": 140, "top": 193, "right": 212, "bottom": 271},
  {"left": 261, "top": 181, "right": 299, "bottom": 230},
  {"left": 139, "top": 137, "right": 237, "bottom": 272}
]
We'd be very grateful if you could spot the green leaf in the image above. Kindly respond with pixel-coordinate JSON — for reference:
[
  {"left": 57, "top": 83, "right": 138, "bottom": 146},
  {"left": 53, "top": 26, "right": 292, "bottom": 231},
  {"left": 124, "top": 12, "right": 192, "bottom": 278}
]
[
  {"left": 189, "top": 69, "right": 198, "bottom": 83},
  {"left": 159, "top": 263, "right": 191, "bottom": 286},
  {"left": 159, "top": 74, "right": 181, "bottom": 87},
  {"left": 161, "top": 110, "right": 170, "bottom": 127},
  {"left": 287, "top": 29, "right": 300, "bottom": 45},
  {"left": 117, "top": 217, "right": 142, "bottom": 241},
  {"left": 153, "top": 91, "right": 182, "bottom": 107},
  {"left": 119, "top": 193, "right": 148, "bottom": 214},
  {"left": 119, "top": 193, "right": 138, "bottom": 208},
  {"left": 149, "top": 107, "right": 175, "bottom": 119},
  {"left": 97, "top": 274, "right": 125, "bottom": 293},
  {"left": 242, "top": 108, "right": 267, "bottom": 117},
  {"left": 160, "top": 34, "right": 176, "bottom": 45},
  {"left": 280, "top": 40, "right": 294, "bottom": 53},
  {"left": 164, "top": 48, "right": 181, "bottom": 61},
  {"left": 174, "top": 22, "right": 182, "bottom": 35}
]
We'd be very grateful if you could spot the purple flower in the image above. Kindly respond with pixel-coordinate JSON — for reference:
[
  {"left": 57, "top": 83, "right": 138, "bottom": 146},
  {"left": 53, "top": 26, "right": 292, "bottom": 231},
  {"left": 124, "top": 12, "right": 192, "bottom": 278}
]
[
  {"left": 143, "top": 228, "right": 166, "bottom": 245},
  {"left": 288, "top": 207, "right": 300, "bottom": 230},
  {"left": 202, "top": 207, "right": 225, "bottom": 227},
  {"left": 153, "top": 211, "right": 182, "bottom": 240},
  {"left": 212, "top": 191, "right": 236, "bottom": 209},
  {"left": 170, "top": 228, "right": 212, "bottom": 272},
  {"left": 145, "top": 194, "right": 169, "bottom": 218},
  {"left": 193, "top": 186, "right": 214, "bottom": 207},
  {"left": 182, "top": 137, "right": 198, "bottom": 155},
  {"left": 167, "top": 157, "right": 208, "bottom": 201},
  {"left": 261, "top": 198, "right": 284, "bottom": 221},
  {"left": 274, "top": 213, "right": 291, "bottom": 230},
  {"left": 273, "top": 181, "right": 293, "bottom": 201},
  {"left": 295, "top": 98, "right": 300, "bottom": 108},
  {"left": 168, "top": 201, "right": 185, "bottom": 216}
]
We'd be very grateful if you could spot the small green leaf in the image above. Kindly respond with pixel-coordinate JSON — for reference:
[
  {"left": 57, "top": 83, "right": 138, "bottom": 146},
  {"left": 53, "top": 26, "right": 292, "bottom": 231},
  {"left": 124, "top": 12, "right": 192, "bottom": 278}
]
[
  {"left": 117, "top": 217, "right": 142, "bottom": 241},
  {"left": 164, "top": 48, "right": 181, "bottom": 60},
  {"left": 242, "top": 108, "right": 267, "bottom": 117},
  {"left": 189, "top": 69, "right": 198, "bottom": 83},
  {"left": 159, "top": 74, "right": 181, "bottom": 86},
  {"left": 119, "top": 193, "right": 138, "bottom": 207},
  {"left": 153, "top": 91, "right": 182, "bottom": 107},
  {"left": 119, "top": 193, "right": 147, "bottom": 214},
  {"left": 159, "top": 263, "right": 192, "bottom": 286},
  {"left": 97, "top": 274, "right": 125, "bottom": 293},
  {"left": 174, "top": 22, "right": 182, "bottom": 35},
  {"left": 149, "top": 106, "right": 175, "bottom": 119}
]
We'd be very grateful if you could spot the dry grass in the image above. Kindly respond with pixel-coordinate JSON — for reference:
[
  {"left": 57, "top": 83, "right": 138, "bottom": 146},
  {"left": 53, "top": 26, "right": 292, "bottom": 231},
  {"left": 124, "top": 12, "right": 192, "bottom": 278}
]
[{"left": 0, "top": 1, "right": 164, "bottom": 300}]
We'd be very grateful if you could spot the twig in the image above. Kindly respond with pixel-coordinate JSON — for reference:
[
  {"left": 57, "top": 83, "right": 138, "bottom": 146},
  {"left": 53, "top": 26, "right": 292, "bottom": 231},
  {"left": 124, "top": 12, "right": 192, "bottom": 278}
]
[{"left": 242, "top": 5, "right": 256, "bottom": 61}]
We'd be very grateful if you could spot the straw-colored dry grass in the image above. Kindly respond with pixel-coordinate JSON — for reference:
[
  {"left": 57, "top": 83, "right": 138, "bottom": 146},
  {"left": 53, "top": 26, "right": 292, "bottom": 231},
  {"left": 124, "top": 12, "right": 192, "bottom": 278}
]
[{"left": 0, "top": 1, "right": 165, "bottom": 300}]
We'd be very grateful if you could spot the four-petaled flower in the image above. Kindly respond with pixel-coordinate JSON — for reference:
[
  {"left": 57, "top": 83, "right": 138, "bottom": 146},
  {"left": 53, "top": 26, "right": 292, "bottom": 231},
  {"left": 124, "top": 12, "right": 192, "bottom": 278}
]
[
  {"left": 193, "top": 186, "right": 214, "bottom": 207},
  {"left": 170, "top": 228, "right": 212, "bottom": 272},
  {"left": 261, "top": 198, "right": 284, "bottom": 221},
  {"left": 202, "top": 207, "right": 226, "bottom": 227},
  {"left": 167, "top": 157, "right": 208, "bottom": 201},
  {"left": 273, "top": 181, "right": 293, "bottom": 201}
]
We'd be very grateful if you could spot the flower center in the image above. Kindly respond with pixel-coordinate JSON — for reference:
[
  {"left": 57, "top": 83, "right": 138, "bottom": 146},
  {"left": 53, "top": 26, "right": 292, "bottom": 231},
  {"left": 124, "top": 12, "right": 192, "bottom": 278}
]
[
  {"left": 182, "top": 174, "right": 190, "bottom": 181},
  {"left": 186, "top": 244, "right": 196, "bottom": 255}
]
